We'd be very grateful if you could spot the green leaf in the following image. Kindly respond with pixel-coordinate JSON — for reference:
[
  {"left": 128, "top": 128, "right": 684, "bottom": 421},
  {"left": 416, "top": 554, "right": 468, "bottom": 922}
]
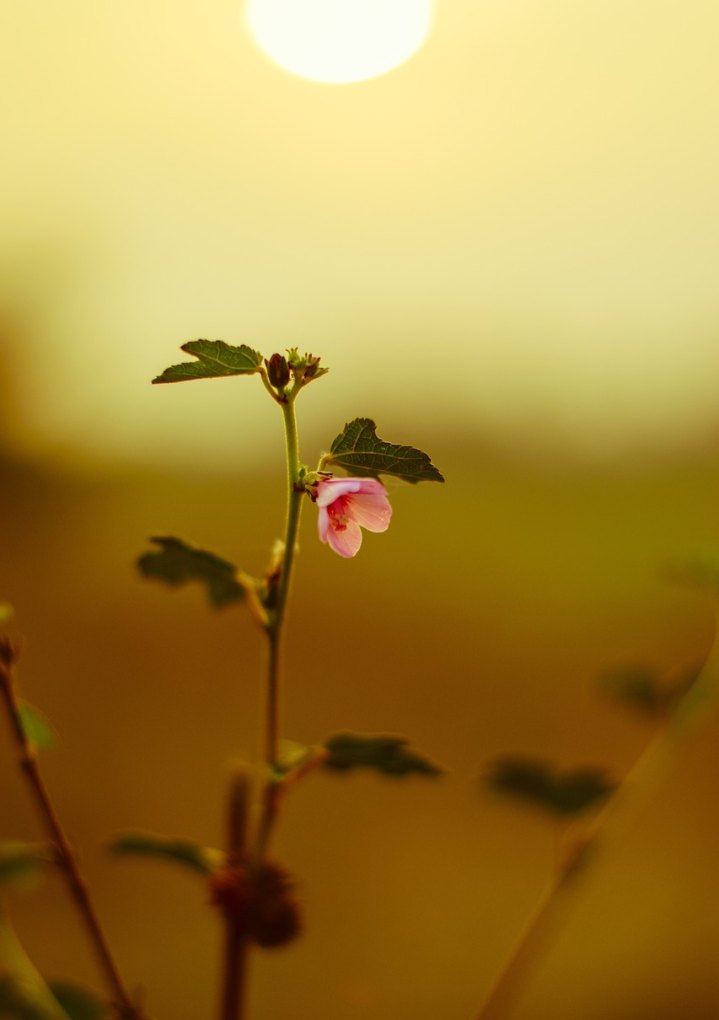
[
  {"left": 324, "top": 418, "right": 444, "bottom": 484},
  {"left": 0, "top": 843, "right": 54, "bottom": 888},
  {"left": 599, "top": 665, "right": 698, "bottom": 717},
  {"left": 47, "top": 984, "right": 107, "bottom": 1020},
  {"left": 0, "top": 911, "right": 70, "bottom": 1019},
  {"left": 137, "top": 537, "right": 244, "bottom": 608},
  {"left": 0, "top": 604, "right": 14, "bottom": 625},
  {"left": 152, "top": 340, "right": 263, "bottom": 384},
  {"left": 323, "top": 734, "right": 442, "bottom": 777},
  {"left": 109, "top": 833, "right": 223, "bottom": 876},
  {"left": 486, "top": 757, "right": 615, "bottom": 818},
  {"left": 18, "top": 705, "right": 54, "bottom": 752}
]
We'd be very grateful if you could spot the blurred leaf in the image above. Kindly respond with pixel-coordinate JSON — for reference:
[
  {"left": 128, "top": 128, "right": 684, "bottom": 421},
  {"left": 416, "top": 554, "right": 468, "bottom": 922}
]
[
  {"left": 0, "top": 978, "right": 53, "bottom": 1020},
  {"left": 487, "top": 757, "right": 615, "bottom": 817},
  {"left": 46, "top": 984, "right": 107, "bottom": 1020},
  {"left": 599, "top": 664, "right": 698, "bottom": 717},
  {"left": 109, "top": 833, "right": 223, "bottom": 876},
  {"left": 17, "top": 705, "right": 54, "bottom": 752},
  {"left": 137, "top": 537, "right": 244, "bottom": 608},
  {"left": 0, "top": 911, "right": 69, "bottom": 1019},
  {"left": 0, "top": 604, "right": 14, "bottom": 625},
  {"left": 0, "top": 843, "right": 54, "bottom": 888},
  {"left": 324, "top": 734, "right": 442, "bottom": 777},
  {"left": 325, "top": 419, "right": 444, "bottom": 484},
  {"left": 275, "top": 740, "right": 312, "bottom": 776},
  {"left": 152, "top": 340, "right": 263, "bottom": 384}
]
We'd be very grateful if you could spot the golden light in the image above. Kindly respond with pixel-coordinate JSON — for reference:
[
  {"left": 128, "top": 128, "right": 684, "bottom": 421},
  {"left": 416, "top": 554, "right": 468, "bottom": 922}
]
[{"left": 245, "top": 0, "right": 434, "bottom": 84}]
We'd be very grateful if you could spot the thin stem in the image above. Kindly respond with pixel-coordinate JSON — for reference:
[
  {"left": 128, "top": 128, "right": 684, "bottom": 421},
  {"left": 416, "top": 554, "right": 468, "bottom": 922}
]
[
  {"left": 475, "top": 605, "right": 719, "bottom": 1020},
  {"left": 219, "top": 388, "right": 306, "bottom": 1019},
  {"left": 220, "top": 768, "right": 250, "bottom": 1020},
  {"left": 265, "top": 394, "right": 304, "bottom": 772},
  {"left": 0, "top": 646, "right": 143, "bottom": 1020},
  {"left": 255, "top": 394, "right": 305, "bottom": 866}
]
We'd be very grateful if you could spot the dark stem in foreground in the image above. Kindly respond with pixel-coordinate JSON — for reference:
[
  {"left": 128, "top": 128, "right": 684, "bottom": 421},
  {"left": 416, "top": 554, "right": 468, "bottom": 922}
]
[
  {"left": 220, "top": 769, "right": 250, "bottom": 1020},
  {"left": 0, "top": 641, "right": 144, "bottom": 1020}
]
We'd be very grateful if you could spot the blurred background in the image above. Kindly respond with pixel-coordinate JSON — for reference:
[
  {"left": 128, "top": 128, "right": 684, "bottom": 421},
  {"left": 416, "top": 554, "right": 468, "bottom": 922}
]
[{"left": 1, "top": 0, "right": 719, "bottom": 1017}]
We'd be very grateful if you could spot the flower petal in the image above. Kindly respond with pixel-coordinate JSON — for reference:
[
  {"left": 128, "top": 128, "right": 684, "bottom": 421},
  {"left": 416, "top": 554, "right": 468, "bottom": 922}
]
[
  {"left": 317, "top": 505, "right": 330, "bottom": 543},
  {"left": 327, "top": 519, "right": 363, "bottom": 558},
  {"left": 353, "top": 478, "right": 388, "bottom": 497},
  {"left": 316, "top": 478, "right": 363, "bottom": 507},
  {"left": 346, "top": 493, "right": 392, "bottom": 533}
]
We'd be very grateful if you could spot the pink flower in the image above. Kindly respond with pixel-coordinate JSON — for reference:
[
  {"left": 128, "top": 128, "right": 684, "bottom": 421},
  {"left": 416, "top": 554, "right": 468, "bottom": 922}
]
[{"left": 315, "top": 477, "right": 392, "bottom": 558}]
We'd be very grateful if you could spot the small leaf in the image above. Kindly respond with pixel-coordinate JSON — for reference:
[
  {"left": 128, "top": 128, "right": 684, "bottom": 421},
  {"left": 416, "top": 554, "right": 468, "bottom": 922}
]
[
  {"left": 323, "top": 734, "right": 442, "bottom": 777},
  {"left": 0, "top": 842, "right": 54, "bottom": 888},
  {"left": 324, "top": 419, "right": 444, "bottom": 484},
  {"left": 486, "top": 757, "right": 615, "bottom": 818},
  {"left": 0, "top": 603, "right": 14, "bottom": 624},
  {"left": 18, "top": 704, "right": 55, "bottom": 752},
  {"left": 137, "top": 537, "right": 244, "bottom": 608},
  {"left": 599, "top": 665, "right": 698, "bottom": 717},
  {"left": 275, "top": 740, "right": 312, "bottom": 776},
  {"left": 152, "top": 340, "right": 263, "bottom": 384},
  {"left": 109, "top": 833, "right": 223, "bottom": 876},
  {"left": 47, "top": 984, "right": 108, "bottom": 1020}
]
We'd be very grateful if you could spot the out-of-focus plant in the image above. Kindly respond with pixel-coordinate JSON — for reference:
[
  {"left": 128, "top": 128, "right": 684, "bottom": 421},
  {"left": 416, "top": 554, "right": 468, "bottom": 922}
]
[
  {"left": 4, "top": 341, "right": 719, "bottom": 1020},
  {"left": 0, "top": 342, "right": 443, "bottom": 1020},
  {"left": 476, "top": 562, "right": 719, "bottom": 1020}
]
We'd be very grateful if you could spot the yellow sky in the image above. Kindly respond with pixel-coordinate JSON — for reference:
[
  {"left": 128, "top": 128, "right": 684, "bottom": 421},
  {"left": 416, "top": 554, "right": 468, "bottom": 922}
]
[{"left": 1, "top": 0, "right": 718, "bottom": 466}]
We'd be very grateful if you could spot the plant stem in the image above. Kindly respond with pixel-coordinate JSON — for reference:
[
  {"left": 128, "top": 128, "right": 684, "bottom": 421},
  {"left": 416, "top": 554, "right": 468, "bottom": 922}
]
[
  {"left": 0, "top": 646, "right": 143, "bottom": 1020},
  {"left": 264, "top": 393, "right": 303, "bottom": 776},
  {"left": 475, "top": 607, "right": 719, "bottom": 1020},
  {"left": 219, "top": 391, "right": 306, "bottom": 1020},
  {"left": 220, "top": 768, "right": 250, "bottom": 1020}
]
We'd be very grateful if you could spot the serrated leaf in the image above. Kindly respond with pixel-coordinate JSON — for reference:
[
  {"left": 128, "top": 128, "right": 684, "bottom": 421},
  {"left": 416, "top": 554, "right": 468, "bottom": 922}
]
[
  {"left": 137, "top": 537, "right": 244, "bottom": 608},
  {"left": 18, "top": 705, "right": 54, "bottom": 752},
  {"left": 152, "top": 340, "right": 263, "bottom": 384},
  {"left": 47, "top": 984, "right": 107, "bottom": 1020},
  {"left": 324, "top": 419, "right": 444, "bottom": 484},
  {"left": 0, "top": 843, "right": 54, "bottom": 888},
  {"left": 323, "top": 734, "right": 442, "bottom": 777},
  {"left": 109, "top": 833, "right": 223, "bottom": 876},
  {"left": 486, "top": 757, "right": 615, "bottom": 818}
]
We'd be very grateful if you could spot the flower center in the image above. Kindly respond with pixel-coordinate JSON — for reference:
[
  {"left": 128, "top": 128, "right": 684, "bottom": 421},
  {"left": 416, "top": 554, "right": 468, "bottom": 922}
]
[{"left": 328, "top": 499, "right": 351, "bottom": 531}]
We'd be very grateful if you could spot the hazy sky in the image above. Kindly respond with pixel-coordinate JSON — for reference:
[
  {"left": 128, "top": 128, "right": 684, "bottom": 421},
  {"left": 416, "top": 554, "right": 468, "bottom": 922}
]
[{"left": 1, "top": 0, "right": 718, "bottom": 466}]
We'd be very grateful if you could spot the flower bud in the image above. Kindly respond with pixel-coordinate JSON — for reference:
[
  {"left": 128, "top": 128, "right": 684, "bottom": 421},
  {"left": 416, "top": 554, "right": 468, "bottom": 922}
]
[
  {"left": 265, "top": 353, "right": 291, "bottom": 390},
  {"left": 209, "top": 860, "right": 302, "bottom": 948},
  {"left": 249, "top": 861, "right": 302, "bottom": 947}
]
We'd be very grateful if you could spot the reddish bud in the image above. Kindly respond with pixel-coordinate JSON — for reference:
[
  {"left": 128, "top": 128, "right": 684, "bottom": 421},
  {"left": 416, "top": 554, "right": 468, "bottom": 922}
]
[
  {"left": 209, "top": 861, "right": 302, "bottom": 949},
  {"left": 249, "top": 861, "right": 302, "bottom": 948},
  {"left": 265, "top": 354, "right": 290, "bottom": 389}
]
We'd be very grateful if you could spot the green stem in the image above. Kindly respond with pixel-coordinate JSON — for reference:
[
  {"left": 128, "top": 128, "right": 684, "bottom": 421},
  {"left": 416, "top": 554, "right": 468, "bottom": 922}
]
[
  {"left": 475, "top": 605, "right": 719, "bottom": 1020},
  {"left": 264, "top": 395, "right": 303, "bottom": 772},
  {"left": 255, "top": 393, "right": 305, "bottom": 865}
]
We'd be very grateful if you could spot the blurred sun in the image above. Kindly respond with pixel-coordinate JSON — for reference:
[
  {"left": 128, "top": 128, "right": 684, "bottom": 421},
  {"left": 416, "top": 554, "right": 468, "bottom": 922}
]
[{"left": 245, "top": 0, "right": 433, "bottom": 84}]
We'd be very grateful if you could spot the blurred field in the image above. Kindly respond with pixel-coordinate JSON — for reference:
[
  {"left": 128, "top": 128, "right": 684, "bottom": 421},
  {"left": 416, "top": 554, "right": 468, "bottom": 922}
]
[{"left": 1, "top": 422, "right": 719, "bottom": 1019}]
